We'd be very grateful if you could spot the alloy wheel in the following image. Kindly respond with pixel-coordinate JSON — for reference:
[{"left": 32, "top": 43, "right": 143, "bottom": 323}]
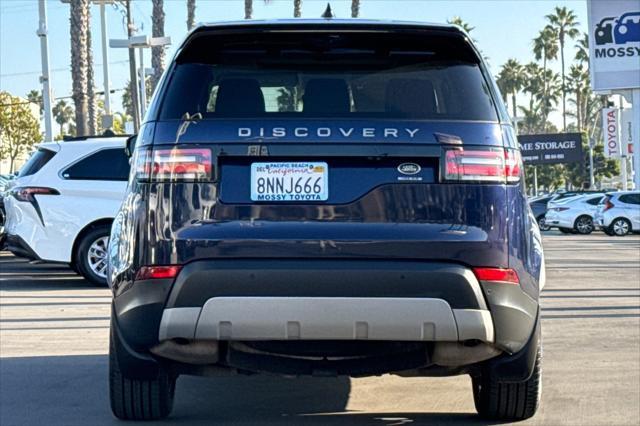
[
  {"left": 575, "top": 217, "right": 593, "bottom": 234},
  {"left": 537, "top": 216, "right": 550, "bottom": 231},
  {"left": 612, "top": 219, "right": 630, "bottom": 236},
  {"left": 87, "top": 236, "right": 109, "bottom": 278}
]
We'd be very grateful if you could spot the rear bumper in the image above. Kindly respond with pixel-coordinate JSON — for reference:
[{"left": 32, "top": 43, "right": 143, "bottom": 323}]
[
  {"left": 4, "top": 234, "right": 40, "bottom": 260},
  {"left": 544, "top": 212, "right": 574, "bottom": 228},
  {"left": 114, "top": 259, "right": 538, "bottom": 354},
  {"left": 159, "top": 297, "right": 494, "bottom": 343}
]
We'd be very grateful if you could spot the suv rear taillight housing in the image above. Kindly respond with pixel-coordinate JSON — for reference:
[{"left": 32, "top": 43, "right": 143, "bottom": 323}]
[
  {"left": 603, "top": 197, "right": 615, "bottom": 211},
  {"left": 442, "top": 148, "right": 521, "bottom": 183},
  {"left": 134, "top": 147, "right": 212, "bottom": 182},
  {"left": 10, "top": 186, "right": 60, "bottom": 202}
]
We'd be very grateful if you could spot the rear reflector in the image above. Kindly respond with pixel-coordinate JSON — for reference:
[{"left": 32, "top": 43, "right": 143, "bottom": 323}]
[
  {"left": 135, "top": 147, "right": 212, "bottom": 182},
  {"left": 135, "top": 265, "right": 182, "bottom": 280},
  {"left": 473, "top": 267, "right": 520, "bottom": 284},
  {"left": 443, "top": 148, "right": 521, "bottom": 183}
]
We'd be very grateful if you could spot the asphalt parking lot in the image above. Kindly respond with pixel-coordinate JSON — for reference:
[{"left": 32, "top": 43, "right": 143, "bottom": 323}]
[{"left": 1, "top": 232, "right": 639, "bottom": 426}]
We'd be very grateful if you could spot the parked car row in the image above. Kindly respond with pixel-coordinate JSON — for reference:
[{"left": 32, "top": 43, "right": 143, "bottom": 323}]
[
  {"left": 1, "top": 135, "right": 129, "bottom": 285},
  {"left": 529, "top": 190, "right": 640, "bottom": 236}
]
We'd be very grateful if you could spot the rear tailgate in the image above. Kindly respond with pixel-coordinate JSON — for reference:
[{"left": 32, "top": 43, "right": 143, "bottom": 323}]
[{"left": 140, "top": 119, "right": 510, "bottom": 268}]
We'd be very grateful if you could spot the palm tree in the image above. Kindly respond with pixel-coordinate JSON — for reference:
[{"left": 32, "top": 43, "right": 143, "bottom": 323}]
[
  {"left": 447, "top": 16, "right": 474, "bottom": 34},
  {"left": 26, "top": 90, "right": 43, "bottom": 116},
  {"left": 52, "top": 100, "right": 74, "bottom": 136},
  {"left": 517, "top": 102, "right": 545, "bottom": 135},
  {"left": 293, "top": 0, "right": 302, "bottom": 17},
  {"left": 86, "top": 7, "right": 97, "bottom": 135},
  {"left": 151, "top": 0, "right": 166, "bottom": 92},
  {"left": 496, "top": 59, "right": 525, "bottom": 119},
  {"left": 69, "top": 0, "right": 90, "bottom": 136},
  {"left": 521, "top": 62, "right": 544, "bottom": 112},
  {"left": 245, "top": 0, "right": 252, "bottom": 19},
  {"left": 533, "top": 26, "right": 558, "bottom": 114},
  {"left": 567, "top": 64, "right": 590, "bottom": 132},
  {"left": 545, "top": 6, "right": 580, "bottom": 132},
  {"left": 187, "top": 0, "right": 196, "bottom": 30},
  {"left": 539, "top": 70, "right": 562, "bottom": 131},
  {"left": 575, "top": 32, "right": 589, "bottom": 65},
  {"left": 351, "top": 0, "right": 360, "bottom": 18}
]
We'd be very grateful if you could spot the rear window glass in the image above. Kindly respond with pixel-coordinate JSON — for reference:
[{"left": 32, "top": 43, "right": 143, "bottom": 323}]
[
  {"left": 18, "top": 148, "right": 56, "bottom": 177},
  {"left": 62, "top": 148, "right": 130, "bottom": 181},
  {"left": 586, "top": 196, "right": 603, "bottom": 206},
  {"left": 159, "top": 31, "right": 497, "bottom": 122}
]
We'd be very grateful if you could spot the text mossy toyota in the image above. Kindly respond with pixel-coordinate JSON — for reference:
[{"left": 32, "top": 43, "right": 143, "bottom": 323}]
[{"left": 107, "top": 19, "right": 545, "bottom": 421}]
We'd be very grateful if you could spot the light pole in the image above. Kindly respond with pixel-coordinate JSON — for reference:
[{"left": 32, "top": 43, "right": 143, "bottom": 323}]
[
  {"left": 94, "top": 0, "right": 114, "bottom": 129},
  {"left": 110, "top": 35, "right": 171, "bottom": 128},
  {"left": 37, "top": 0, "right": 54, "bottom": 141}
]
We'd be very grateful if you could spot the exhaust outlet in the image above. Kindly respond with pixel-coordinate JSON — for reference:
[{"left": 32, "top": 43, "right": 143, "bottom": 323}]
[{"left": 150, "top": 339, "right": 219, "bottom": 365}]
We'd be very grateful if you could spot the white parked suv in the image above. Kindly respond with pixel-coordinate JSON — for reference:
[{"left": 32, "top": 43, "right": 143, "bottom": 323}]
[
  {"left": 595, "top": 191, "right": 640, "bottom": 236},
  {"left": 2, "top": 136, "right": 129, "bottom": 285},
  {"left": 544, "top": 193, "right": 604, "bottom": 234}
]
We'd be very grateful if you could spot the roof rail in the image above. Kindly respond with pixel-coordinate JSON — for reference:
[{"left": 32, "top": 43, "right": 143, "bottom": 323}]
[{"left": 62, "top": 133, "right": 131, "bottom": 142}]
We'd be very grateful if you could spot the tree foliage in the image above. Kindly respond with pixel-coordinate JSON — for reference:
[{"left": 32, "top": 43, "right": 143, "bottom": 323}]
[
  {"left": 52, "top": 100, "right": 75, "bottom": 137},
  {"left": 495, "top": 6, "right": 619, "bottom": 191},
  {"left": 0, "top": 92, "right": 43, "bottom": 172}
]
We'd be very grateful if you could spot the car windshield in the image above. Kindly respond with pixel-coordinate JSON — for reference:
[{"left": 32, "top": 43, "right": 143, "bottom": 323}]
[{"left": 159, "top": 31, "right": 498, "bottom": 121}]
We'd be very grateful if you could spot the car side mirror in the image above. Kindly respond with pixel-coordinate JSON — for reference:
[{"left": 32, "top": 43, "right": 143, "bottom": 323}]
[{"left": 125, "top": 134, "right": 137, "bottom": 158}]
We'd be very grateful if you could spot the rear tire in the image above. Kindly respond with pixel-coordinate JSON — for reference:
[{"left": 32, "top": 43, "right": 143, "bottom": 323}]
[
  {"left": 609, "top": 218, "right": 631, "bottom": 236},
  {"left": 109, "top": 324, "right": 176, "bottom": 420},
  {"left": 75, "top": 226, "right": 111, "bottom": 286},
  {"left": 536, "top": 215, "right": 550, "bottom": 232},
  {"left": 573, "top": 215, "right": 594, "bottom": 235},
  {"left": 472, "top": 341, "right": 542, "bottom": 420}
]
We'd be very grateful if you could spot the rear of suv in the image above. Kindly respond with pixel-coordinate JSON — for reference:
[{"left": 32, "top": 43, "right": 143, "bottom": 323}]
[
  {"left": 3, "top": 136, "right": 129, "bottom": 285},
  {"left": 595, "top": 191, "right": 640, "bottom": 236},
  {"left": 108, "top": 20, "right": 544, "bottom": 421}
]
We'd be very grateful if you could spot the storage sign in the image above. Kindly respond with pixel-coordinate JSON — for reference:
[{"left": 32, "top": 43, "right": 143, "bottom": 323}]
[
  {"left": 519, "top": 133, "right": 583, "bottom": 165},
  {"left": 603, "top": 107, "right": 621, "bottom": 158},
  {"left": 588, "top": 0, "right": 640, "bottom": 91}
]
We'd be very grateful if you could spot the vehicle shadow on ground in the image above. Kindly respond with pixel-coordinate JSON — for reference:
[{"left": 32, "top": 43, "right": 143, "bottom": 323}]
[{"left": 0, "top": 354, "right": 509, "bottom": 426}]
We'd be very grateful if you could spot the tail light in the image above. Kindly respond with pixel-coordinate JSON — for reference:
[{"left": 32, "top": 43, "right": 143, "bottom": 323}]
[
  {"left": 442, "top": 148, "right": 521, "bottom": 183},
  {"left": 135, "top": 265, "right": 182, "bottom": 280},
  {"left": 473, "top": 267, "right": 520, "bottom": 285},
  {"left": 551, "top": 207, "right": 570, "bottom": 212},
  {"left": 134, "top": 147, "right": 212, "bottom": 182},
  {"left": 603, "top": 198, "right": 614, "bottom": 211},
  {"left": 10, "top": 187, "right": 60, "bottom": 202}
]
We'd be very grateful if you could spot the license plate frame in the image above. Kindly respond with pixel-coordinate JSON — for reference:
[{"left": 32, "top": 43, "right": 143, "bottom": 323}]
[{"left": 250, "top": 162, "right": 329, "bottom": 202}]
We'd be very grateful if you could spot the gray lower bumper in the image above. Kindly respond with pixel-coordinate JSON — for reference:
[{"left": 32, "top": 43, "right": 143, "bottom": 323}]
[{"left": 158, "top": 297, "right": 494, "bottom": 343}]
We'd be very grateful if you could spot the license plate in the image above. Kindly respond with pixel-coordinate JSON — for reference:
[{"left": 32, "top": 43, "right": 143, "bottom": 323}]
[{"left": 250, "top": 162, "right": 329, "bottom": 202}]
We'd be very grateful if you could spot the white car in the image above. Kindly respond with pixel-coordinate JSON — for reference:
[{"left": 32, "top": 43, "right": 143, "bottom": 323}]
[
  {"left": 544, "top": 193, "right": 605, "bottom": 234},
  {"left": 2, "top": 136, "right": 129, "bottom": 285},
  {"left": 595, "top": 191, "right": 640, "bottom": 236}
]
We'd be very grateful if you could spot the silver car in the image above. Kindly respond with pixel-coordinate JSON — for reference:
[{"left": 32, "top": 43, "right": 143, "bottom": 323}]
[
  {"left": 595, "top": 191, "right": 640, "bottom": 236},
  {"left": 545, "top": 194, "right": 605, "bottom": 234}
]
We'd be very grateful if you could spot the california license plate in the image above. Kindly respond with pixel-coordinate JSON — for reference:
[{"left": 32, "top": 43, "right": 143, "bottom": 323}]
[{"left": 250, "top": 162, "right": 329, "bottom": 202}]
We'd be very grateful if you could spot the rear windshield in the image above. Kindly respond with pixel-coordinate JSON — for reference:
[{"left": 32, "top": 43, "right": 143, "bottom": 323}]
[
  {"left": 18, "top": 148, "right": 56, "bottom": 177},
  {"left": 159, "top": 31, "right": 497, "bottom": 122}
]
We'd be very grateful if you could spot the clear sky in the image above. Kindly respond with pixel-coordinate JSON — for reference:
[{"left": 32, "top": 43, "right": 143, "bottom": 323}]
[{"left": 0, "top": 0, "right": 589, "bottom": 126}]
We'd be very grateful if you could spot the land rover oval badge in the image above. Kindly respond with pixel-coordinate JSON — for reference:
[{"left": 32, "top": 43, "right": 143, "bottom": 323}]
[{"left": 397, "top": 163, "right": 421, "bottom": 175}]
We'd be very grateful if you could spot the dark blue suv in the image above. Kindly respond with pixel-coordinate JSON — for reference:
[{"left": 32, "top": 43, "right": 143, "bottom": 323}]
[{"left": 108, "top": 20, "right": 544, "bottom": 421}]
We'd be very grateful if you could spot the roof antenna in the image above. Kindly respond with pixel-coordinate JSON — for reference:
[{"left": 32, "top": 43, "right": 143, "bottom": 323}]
[{"left": 321, "top": 3, "right": 334, "bottom": 19}]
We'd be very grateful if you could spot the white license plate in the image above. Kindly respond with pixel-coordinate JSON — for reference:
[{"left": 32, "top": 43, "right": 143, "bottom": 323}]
[{"left": 250, "top": 162, "right": 329, "bottom": 202}]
